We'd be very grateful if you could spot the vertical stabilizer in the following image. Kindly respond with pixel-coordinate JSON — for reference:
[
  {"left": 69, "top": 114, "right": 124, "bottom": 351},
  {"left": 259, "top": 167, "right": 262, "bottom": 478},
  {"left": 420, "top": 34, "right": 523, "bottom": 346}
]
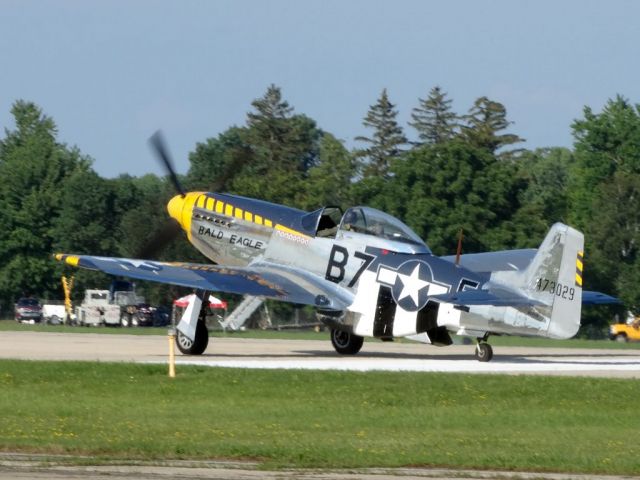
[{"left": 493, "top": 223, "right": 584, "bottom": 339}]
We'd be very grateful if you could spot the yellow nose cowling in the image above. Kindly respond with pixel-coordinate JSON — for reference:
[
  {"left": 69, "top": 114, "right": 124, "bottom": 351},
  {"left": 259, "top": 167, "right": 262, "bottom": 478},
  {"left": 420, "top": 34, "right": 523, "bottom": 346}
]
[
  {"left": 166, "top": 192, "right": 203, "bottom": 240},
  {"left": 167, "top": 194, "right": 186, "bottom": 227}
]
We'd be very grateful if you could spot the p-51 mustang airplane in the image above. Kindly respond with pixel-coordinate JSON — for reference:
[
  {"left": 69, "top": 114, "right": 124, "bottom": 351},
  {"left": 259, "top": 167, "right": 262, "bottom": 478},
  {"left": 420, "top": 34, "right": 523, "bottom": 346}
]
[{"left": 55, "top": 133, "right": 617, "bottom": 362}]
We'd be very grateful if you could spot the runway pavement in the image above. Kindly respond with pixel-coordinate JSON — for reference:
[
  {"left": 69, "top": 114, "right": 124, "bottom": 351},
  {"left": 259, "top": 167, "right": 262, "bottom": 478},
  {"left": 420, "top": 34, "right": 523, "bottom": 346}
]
[
  {"left": 1, "top": 454, "right": 639, "bottom": 480},
  {"left": 4, "top": 454, "right": 640, "bottom": 480},
  {"left": 1, "top": 330, "right": 639, "bottom": 378}
]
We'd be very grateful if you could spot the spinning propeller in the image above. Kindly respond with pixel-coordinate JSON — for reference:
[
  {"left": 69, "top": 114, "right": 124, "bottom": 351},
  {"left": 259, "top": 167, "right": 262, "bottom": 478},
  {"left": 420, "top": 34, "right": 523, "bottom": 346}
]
[
  {"left": 149, "top": 131, "right": 186, "bottom": 198},
  {"left": 136, "top": 130, "right": 245, "bottom": 259}
]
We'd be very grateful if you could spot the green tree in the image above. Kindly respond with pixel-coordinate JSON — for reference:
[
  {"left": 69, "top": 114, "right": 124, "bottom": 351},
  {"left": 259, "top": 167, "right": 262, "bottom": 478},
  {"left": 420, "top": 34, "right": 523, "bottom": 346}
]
[
  {"left": 301, "top": 133, "right": 355, "bottom": 210},
  {"left": 51, "top": 169, "right": 115, "bottom": 255},
  {"left": 187, "top": 128, "right": 248, "bottom": 191},
  {"left": 568, "top": 96, "right": 640, "bottom": 330},
  {"left": 0, "top": 101, "right": 91, "bottom": 309},
  {"left": 245, "top": 84, "right": 320, "bottom": 174},
  {"left": 461, "top": 96, "right": 524, "bottom": 155},
  {"left": 495, "top": 148, "right": 575, "bottom": 249},
  {"left": 409, "top": 86, "right": 458, "bottom": 145},
  {"left": 355, "top": 88, "right": 407, "bottom": 178},
  {"left": 237, "top": 86, "right": 321, "bottom": 206},
  {"left": 189, "top": 85, "right": 322, "bottom": 209},
  {"left": 570, "top": 95, "right": 640, "bottom": 229},
  {"left": 382, "top": 141, "right": 524, "bottom": 254},
  {"left": 586, "top": 172, "right": 640, "bottom": 311}
]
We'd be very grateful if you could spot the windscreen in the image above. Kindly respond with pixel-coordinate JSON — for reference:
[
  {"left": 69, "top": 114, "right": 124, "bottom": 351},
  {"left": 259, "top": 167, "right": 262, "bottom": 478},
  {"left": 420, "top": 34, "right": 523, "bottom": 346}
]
[{"left": 339, "top": 207, "right": 428, "bottom": 249}]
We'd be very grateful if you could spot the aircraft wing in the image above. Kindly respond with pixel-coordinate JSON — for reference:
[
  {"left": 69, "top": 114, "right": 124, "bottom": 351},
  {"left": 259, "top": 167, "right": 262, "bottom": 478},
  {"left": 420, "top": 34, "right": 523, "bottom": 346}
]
[
  {"left": 440, "top": 248, "right": 537, "bottom": 273},
  {"left": 54, "top": 254, "right": 353, "bottom": 310}
]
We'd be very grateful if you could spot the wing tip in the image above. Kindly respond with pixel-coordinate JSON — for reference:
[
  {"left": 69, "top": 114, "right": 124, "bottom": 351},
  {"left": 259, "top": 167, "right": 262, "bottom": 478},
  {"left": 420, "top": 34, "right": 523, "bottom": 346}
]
[{"left": 54, "top": 253, "right": 80, "bottom": 267}]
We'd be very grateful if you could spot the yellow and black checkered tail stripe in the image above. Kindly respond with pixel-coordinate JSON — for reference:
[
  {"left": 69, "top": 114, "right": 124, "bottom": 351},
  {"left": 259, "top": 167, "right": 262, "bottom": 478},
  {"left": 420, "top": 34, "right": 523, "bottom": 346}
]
[{"left": 575, "top": 251, "right": 584, "bottom": 287}]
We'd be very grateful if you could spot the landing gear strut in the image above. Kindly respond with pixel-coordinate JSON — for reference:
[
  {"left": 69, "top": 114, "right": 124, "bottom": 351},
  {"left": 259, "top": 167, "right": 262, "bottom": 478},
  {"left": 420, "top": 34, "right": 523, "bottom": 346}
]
[
  {"left": 175, "top": 291, "right": 210, "bottom": 355},
  {"left": 475, "top": 336, "right": 493, "bottom": 362}
]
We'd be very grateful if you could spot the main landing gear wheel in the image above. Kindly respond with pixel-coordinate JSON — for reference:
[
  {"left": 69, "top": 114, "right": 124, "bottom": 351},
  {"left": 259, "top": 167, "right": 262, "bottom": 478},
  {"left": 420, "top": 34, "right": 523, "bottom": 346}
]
[
  {"left": 475, "top": 342, "right": 493, "bottom": 362},
  {"left": 176, "top": 321, "right": 209, "bottom": 355},
  {"left": 330, "top": 329, "right": 364, "bottom": 355}
]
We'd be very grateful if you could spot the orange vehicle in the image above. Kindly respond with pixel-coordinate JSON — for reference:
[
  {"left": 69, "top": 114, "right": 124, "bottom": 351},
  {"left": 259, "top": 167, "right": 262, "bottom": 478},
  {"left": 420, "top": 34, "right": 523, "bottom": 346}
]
[{"left": 609, "top": 315, "right": 640, "bottom": 342}]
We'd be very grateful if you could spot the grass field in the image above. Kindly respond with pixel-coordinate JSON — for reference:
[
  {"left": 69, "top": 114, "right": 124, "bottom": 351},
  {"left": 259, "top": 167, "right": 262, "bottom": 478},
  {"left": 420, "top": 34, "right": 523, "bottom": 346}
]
[
  {"left": 2, "top": 319, "right": 639, "bottom": 350},
  {"left": 0, "top": 360, "right": 639, "bottom": 474}
]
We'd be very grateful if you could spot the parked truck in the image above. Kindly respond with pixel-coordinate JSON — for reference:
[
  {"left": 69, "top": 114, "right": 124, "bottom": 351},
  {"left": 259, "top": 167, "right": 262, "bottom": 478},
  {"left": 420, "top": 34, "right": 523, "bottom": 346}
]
[
  {"left": 75, "top": 290, "right": 122, "bottom": 326},
  {"left": 75, "top": 281, "right": 145, "bottom": 327},
  {"left": 42, "top": 301, "right": 67, "bottom": 324}
]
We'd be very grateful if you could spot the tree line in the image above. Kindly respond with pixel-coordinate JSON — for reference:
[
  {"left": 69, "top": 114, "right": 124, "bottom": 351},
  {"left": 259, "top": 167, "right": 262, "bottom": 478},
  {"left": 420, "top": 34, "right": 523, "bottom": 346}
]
[{"left": 1, "top": 86, "right": 638, "bottom": 334}]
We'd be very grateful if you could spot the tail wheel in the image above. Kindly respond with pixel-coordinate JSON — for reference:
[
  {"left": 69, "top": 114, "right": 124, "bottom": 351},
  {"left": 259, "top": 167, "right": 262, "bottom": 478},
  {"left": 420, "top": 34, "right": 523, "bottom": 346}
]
[
  {"left": 176, "top": 321, "right": 209, "bottom": 355},
  {"left": 330, "top": 329, "right": 364, "bottom": 355},
  {"left": 475, "top": 342, "right": 493, "bottom": 362}
]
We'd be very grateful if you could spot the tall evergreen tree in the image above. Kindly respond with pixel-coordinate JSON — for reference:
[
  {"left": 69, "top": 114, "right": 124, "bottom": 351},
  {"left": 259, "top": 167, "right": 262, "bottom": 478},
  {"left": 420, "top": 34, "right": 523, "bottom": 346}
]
[
  {"left": 355, "top": 88, "right": 407, "bottom": 178},
  {"left": 461, "top": 96, "right": 524, "bottom": 154},
  {"left": 246, "top": 84, "right": 294, "bottom": 166},
  {"left": 187, "top": 85, "right": 322, "bottom": 209},
  {"left": 244, "top": 84, "right": 320, "bottom": 173},
  {"left": 409, "top": 86, "right": 458, "bottom": 145}
]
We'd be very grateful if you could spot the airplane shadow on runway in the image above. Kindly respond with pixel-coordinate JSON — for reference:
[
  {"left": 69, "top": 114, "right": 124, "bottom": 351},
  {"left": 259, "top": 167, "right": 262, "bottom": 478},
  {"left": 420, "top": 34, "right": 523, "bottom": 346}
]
[{"left": 195, "top": 348, "right": 640, "bottom": 365}]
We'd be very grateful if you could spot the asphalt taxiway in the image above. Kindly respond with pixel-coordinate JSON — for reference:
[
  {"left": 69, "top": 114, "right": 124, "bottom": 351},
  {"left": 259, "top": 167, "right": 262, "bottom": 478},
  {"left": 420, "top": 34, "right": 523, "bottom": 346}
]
[{"left": 1, "top": 330, "right": 639, "bottom": 378}]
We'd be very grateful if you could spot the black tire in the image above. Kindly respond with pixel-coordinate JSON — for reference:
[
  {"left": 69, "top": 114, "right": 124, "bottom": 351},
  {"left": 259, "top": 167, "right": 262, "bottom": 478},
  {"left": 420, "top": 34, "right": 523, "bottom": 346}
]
[
  {"left": 176, "top": 321, "right": 209, "bottom": 355},
  {"left": 615, "top": 334, "right": 628, "bottom": 343},
  {"left": 475, "top": 343, "right": 493, "bottom": 362},
  {"left": 330, "top": 329, "right": 364, "bottom": 355},
  {"left": 120, "top": 314, "right": 131, "bottom": 328}
]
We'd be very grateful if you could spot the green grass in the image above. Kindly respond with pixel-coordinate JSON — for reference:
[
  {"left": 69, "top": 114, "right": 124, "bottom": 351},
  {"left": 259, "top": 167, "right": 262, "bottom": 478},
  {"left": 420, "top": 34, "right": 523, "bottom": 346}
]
[
  {"left": 0, "top": 320, "right": 168, "bottom": 335},
  {"left": 2, "top": 319, "right": 639, "bottom": 349},
  {"left": 0, "top": 360, "right": 639, "bottom": 474}
]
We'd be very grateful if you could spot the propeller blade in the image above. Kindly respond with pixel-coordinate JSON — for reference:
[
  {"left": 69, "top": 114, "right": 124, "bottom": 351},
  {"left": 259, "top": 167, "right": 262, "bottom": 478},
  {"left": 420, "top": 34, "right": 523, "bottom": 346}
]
[
  {"left": 149, "top": 130, "right": 186, "bottom": 197},
  {"left": 135, "top": 219, "right": 184, "bottom": 260},
  {"left": 138, "top": 131, "right": 249, "bottom": 259}
]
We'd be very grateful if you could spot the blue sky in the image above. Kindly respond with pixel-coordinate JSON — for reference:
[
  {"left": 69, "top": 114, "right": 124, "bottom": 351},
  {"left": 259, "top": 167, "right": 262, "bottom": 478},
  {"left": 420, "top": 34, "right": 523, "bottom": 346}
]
[{"left": 1, "top": 0, "right": 639, "bottom": 178}]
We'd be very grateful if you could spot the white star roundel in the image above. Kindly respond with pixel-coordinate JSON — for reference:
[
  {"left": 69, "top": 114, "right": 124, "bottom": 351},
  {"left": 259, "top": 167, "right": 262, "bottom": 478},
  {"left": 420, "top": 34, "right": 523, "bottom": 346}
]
[{"left": 376, "top": 260, "right": 450, "bottom": 312}]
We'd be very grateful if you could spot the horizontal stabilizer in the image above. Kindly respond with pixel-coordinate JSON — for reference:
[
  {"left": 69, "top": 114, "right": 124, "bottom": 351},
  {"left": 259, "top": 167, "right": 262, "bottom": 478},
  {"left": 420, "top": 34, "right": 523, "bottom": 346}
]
[
  {"left": 440, "top": 248, "right": 536, "bottom": 272},
  {"left": 582, "top": 291, "right": 621, "bottom": 305},
  {"left": 430, "top": 287, "right": 545, "bottom": 307}
]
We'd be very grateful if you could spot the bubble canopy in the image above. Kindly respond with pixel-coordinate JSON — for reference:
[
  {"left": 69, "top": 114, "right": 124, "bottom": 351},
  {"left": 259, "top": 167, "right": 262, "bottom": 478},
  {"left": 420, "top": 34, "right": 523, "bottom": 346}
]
[{"left": 339, "top": 207, "right": 430, "bottom": 252}]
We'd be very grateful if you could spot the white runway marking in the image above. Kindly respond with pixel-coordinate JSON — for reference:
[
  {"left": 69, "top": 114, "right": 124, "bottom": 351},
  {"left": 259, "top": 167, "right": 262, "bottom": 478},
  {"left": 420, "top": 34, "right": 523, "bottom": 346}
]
[{"left": 172, "top": 356, "right": 640, "bottom": 375}]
